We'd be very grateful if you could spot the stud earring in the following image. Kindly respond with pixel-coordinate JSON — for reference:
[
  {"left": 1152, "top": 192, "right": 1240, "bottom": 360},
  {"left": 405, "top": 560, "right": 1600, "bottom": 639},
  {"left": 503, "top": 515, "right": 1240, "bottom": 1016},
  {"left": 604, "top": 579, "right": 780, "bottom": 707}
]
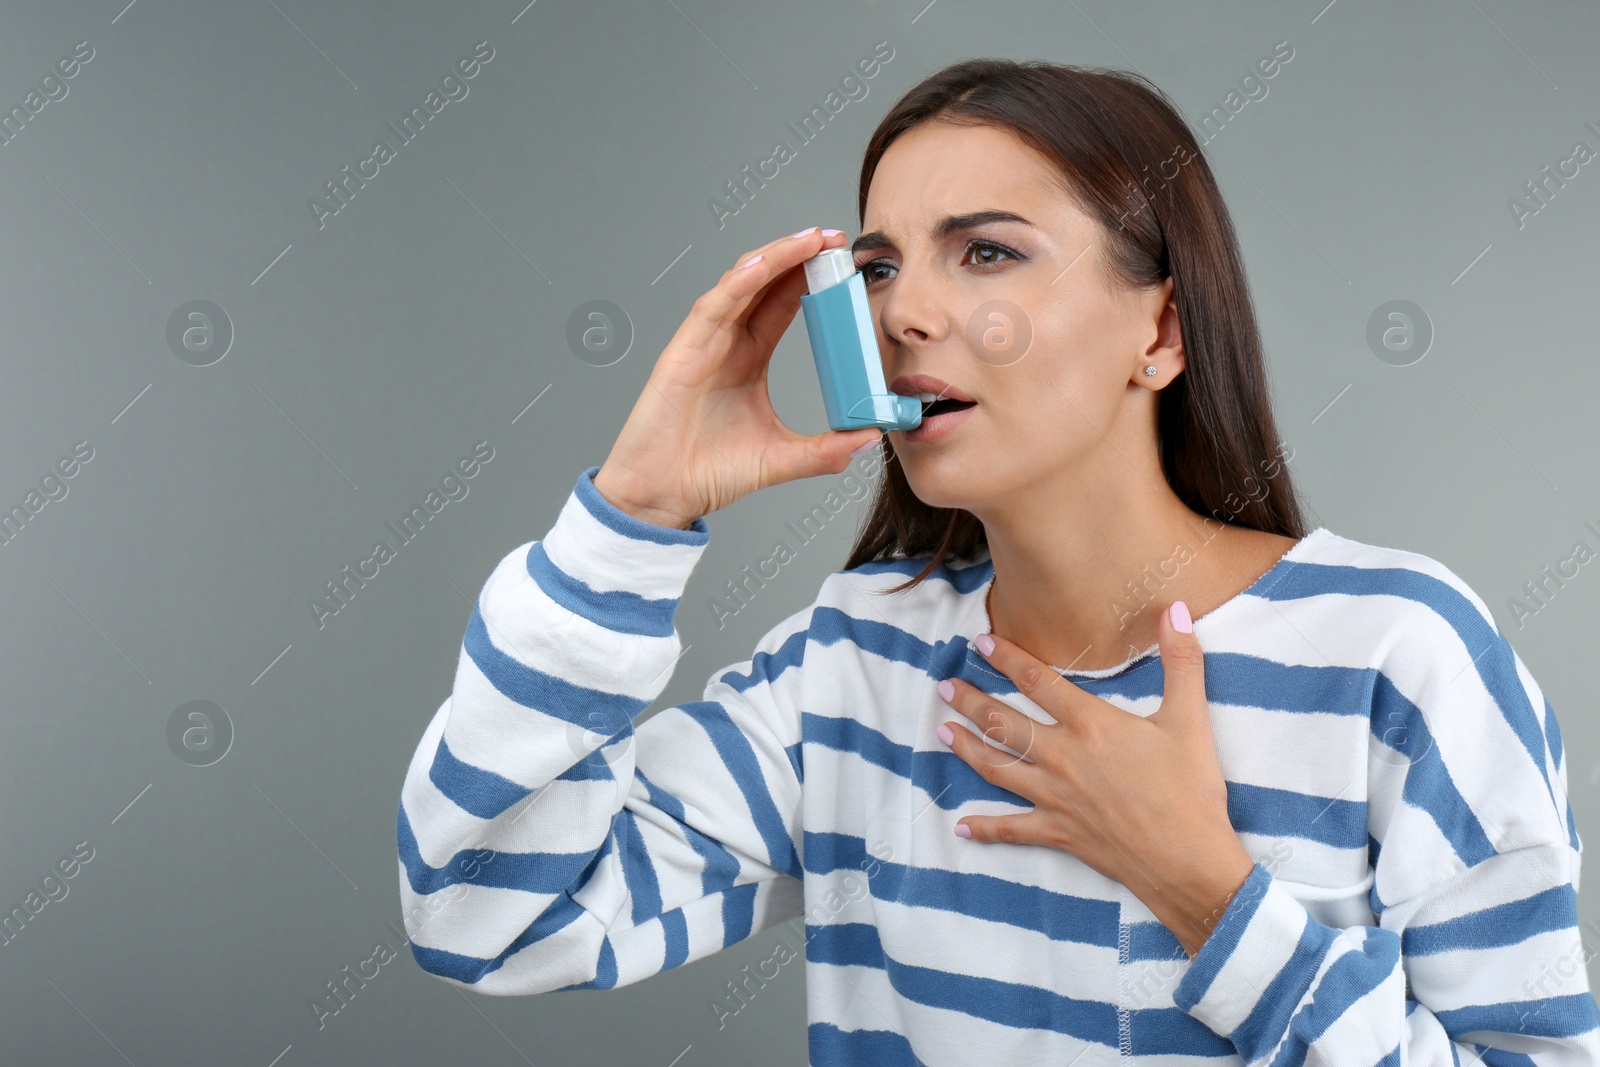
[{"left": 1143, "top": 365, "right": 1157, "bottom": 377}]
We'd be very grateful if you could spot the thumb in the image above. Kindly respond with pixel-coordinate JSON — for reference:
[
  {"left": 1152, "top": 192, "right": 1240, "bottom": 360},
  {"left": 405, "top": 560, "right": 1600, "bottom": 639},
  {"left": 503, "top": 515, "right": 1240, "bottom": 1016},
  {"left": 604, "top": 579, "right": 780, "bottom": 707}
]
[
  {"left": 828, "top": 428, "right": 884, "bottom": 471},
  {"left": 1153, "top": 599, "right": 1209, "bottom": 729},
  {"left": 764, "top": 427, "right": 882, "bottom": 486}
]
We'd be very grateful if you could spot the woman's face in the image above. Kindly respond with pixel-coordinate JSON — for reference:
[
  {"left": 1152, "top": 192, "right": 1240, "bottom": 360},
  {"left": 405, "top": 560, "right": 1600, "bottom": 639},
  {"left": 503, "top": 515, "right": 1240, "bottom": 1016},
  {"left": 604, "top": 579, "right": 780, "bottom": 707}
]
[{"left": 856, "top": 120, "right": 1180, "bottom": 512}]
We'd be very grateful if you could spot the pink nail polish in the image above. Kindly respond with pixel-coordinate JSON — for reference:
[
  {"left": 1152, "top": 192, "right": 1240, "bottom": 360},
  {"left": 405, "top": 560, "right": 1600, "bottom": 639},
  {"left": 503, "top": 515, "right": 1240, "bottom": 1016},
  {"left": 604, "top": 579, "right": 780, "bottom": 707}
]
[
  {"left": 1170, "top": 600, "right": 1193, "bottom": 633},
  {"left": 937, "top": 679, "right": 954, "bottom": 702},
  {"left": 821, "top": 228, "right": 843, "bottom": 237},
  {"left": 936, "top": 723, "right": 954, "bottom": 746},
  {"left": 974, "top": 633, "right": 995, "bottom": 656},
  {"left": 849, "top": 436, "right": 880, "bottom": 458},
  {"left": 953, "top": 823, "right": 972, "bottom": 839}
]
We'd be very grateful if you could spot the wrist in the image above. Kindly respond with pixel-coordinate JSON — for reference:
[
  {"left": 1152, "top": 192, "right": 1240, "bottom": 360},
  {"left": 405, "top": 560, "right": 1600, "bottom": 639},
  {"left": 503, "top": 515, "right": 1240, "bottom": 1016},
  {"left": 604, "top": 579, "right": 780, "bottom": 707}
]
[
  {"left": 592, "top": 466, "right": 696, "bottom": 531},
  {"left": 1146, "top": 845, "right": 1257, "bottom": 959}
]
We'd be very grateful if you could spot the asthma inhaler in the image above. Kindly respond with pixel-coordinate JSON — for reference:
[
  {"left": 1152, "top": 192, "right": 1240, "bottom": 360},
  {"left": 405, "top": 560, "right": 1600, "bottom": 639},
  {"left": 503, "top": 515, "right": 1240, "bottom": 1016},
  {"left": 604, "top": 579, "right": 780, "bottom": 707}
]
[{"left": 799, "top": 247, "right": 922, "bottom": 433}]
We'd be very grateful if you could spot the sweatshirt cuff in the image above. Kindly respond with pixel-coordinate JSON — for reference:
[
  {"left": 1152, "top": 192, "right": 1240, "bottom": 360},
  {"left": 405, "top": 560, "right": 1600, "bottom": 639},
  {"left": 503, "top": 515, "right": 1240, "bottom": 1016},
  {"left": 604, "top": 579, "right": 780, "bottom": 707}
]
[
  {"left": 1172, "top": 862, "right": 1339, "bottom": 1044},
  {"left": 531, "top": 466, "right": 711, "bottom": 634}
]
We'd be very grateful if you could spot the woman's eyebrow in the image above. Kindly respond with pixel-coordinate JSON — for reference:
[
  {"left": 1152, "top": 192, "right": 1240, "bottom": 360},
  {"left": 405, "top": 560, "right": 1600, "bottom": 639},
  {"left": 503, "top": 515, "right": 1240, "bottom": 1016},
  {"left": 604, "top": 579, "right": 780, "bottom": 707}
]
[{"left": 852, "top": 210, "right": 1034, "bottom": 254}]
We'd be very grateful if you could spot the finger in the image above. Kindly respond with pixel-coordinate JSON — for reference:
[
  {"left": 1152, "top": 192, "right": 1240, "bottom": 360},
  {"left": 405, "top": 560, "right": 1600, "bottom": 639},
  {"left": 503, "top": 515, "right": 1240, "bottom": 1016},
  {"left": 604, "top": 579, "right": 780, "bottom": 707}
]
[
  {"left": 939, "top": 708, "right": 1049, "bottom": 795},
  {"left": 943, "top": 678, "right": 1046, "bottom": 769},
  {"left": 746, "top": 229, "right": 849, "bottom": 354},
  {"left": 760, "top": 423, "right": 882, "bottom": 486},
  {"left": 954, "top": 809, "right": 1051, "bottom": 847},
  {"left": 741, "top": 260, "right": 811, "bottom": 358},
  {"left": 969, "top": 631, "right": 1084, "bottom": 728},
  {"left": 1150, "top": 599, "right": 1208, "bottom": 732},
  {"left": 683, "top": 227, "right": 843, "bottom": 349}
]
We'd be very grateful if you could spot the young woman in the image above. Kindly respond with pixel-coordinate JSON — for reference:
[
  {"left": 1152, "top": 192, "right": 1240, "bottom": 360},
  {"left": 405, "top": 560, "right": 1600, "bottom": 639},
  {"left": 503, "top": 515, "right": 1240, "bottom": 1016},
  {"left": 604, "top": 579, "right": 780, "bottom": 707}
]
[{"left": 396, "top": 59, "right": 1599, "bottom": 1065}]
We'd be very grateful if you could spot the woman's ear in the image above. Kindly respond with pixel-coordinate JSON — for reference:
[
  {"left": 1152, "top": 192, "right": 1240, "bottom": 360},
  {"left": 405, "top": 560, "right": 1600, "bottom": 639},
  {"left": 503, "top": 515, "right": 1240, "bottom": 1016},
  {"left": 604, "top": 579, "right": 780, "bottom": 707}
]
[{"left": 1136, "top": 276, "right": 1184, "bottom": 386}]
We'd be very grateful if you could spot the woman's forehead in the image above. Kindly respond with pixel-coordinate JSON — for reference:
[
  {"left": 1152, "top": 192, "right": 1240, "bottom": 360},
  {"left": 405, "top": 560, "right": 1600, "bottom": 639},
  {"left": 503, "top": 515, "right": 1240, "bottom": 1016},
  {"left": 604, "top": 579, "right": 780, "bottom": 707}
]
[{"left": 865, "top": 126, "right": 1084, "bottom": 236}]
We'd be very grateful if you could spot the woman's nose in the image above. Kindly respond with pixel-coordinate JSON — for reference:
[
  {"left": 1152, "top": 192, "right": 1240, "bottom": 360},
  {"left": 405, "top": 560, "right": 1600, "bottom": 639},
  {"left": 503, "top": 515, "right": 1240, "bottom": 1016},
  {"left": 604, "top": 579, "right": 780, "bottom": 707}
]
[{"left": 876, "top": 266, "right": 949, "bottom": 348}]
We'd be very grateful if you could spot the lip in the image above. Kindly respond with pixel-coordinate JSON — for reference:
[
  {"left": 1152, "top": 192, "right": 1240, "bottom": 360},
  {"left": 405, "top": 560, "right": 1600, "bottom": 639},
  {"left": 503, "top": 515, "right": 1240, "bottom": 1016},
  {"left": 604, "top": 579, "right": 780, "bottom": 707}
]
[
  {"left": 888, "top": 374, "right": 976, "bottom": 404},
  {"left": 901, "top": 402, "right": 977, "bottom": 444}
]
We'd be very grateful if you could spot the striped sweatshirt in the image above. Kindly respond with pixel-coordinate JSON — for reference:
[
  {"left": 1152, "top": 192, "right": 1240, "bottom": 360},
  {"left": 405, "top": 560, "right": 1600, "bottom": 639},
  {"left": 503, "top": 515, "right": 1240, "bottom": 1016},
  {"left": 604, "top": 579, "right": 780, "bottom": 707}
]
[{"left": 396, "top": 463, "right": 1600, "bottom": 1066}]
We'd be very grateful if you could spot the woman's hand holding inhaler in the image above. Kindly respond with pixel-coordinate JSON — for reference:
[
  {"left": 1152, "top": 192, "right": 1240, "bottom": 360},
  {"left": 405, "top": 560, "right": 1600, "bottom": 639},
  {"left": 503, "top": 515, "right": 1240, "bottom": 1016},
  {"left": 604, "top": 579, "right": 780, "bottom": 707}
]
[{"left": 593, "top": 228, "right": 884, "bottom": 530}]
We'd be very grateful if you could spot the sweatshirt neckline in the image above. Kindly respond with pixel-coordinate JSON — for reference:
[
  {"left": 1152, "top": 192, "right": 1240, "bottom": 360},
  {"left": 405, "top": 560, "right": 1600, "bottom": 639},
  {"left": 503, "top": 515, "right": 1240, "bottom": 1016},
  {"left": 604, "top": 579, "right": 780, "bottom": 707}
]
[{"left": 965, "top": 526, "right": 1331, "bottom": 679}]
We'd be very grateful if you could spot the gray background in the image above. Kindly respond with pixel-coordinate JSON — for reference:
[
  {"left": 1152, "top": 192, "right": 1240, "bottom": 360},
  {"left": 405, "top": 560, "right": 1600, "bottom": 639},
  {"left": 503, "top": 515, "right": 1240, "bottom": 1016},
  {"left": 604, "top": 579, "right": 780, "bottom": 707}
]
[{"left": 0, "top": 0, "right": 1596, "bottom": 1063}]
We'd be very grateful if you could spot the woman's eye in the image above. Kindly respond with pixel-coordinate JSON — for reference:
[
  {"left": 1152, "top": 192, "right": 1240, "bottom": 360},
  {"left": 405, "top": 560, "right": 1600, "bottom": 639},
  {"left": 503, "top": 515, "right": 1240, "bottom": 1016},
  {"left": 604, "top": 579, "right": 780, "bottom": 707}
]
[
  {"left": 856, "top": 240, "right": 1020, "bottom": 286},
  {"left": 964, "top": 239, "right": 1018, "bottom": 267},
  {"left": 858, "top": 260, "right": 894, "bottom": 285}
]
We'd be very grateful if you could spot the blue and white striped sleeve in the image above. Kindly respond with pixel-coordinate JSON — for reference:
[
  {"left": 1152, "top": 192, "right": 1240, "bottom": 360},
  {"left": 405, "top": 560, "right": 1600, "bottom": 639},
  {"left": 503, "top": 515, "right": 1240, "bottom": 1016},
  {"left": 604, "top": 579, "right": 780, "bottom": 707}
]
[
  {"left": 1173, "top": 576, "right": 1600, "bottom": 1066},
  {"left": 395, "top": 465, "right": 809, "bottom": 995}
]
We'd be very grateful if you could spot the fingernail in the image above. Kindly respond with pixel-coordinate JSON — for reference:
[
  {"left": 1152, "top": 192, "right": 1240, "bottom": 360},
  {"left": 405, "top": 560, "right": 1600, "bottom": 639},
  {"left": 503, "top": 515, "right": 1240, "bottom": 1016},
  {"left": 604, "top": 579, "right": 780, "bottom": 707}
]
[
  {"left": 791, "top": 226, "right": 818, "bottom": 238},
  {"left": 936, "top": 723, "right": 954, "bottom": 745},
  {"left": 974, "top": 633, "right": 995, "bottom": 656},
  {"left": 821, "top": 228, "right": 844, "bottom": 237},
  {"left": 848, "top": 436, "right": 880, "bottom": 458},
  {"left": 953, "top": 823, "right": 972, "bottom": 839},
  {"left": 739, "top": 254, "right": 764, "bottom": 269},
  {"left": 937, "top": 679, "right": 954, "bottom": 703},
  {"left": 1170, "top": 600, "right": 1192, "bottom": 633}
]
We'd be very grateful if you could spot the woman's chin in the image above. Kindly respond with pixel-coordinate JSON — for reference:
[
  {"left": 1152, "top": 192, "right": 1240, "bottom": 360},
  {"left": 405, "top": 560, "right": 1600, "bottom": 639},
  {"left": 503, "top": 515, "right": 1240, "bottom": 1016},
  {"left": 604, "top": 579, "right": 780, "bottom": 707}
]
[{"left": 901, "top": 471, "right": 975, "bottom": 512}]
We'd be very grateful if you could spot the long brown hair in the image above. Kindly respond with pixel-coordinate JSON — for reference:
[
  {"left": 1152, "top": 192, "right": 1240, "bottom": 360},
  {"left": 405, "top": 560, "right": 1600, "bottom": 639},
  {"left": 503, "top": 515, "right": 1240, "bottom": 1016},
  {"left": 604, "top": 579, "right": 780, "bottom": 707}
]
[{"left": 843, "top": 58, "right": 1309, "bottom": 592}]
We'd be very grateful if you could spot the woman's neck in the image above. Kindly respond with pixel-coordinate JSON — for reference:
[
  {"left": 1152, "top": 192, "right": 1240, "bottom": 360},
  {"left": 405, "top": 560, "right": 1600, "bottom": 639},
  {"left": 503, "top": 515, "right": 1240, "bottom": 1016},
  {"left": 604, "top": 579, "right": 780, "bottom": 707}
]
[{"left": 981, "top": 510, "right": 1291, "bottom": 673}]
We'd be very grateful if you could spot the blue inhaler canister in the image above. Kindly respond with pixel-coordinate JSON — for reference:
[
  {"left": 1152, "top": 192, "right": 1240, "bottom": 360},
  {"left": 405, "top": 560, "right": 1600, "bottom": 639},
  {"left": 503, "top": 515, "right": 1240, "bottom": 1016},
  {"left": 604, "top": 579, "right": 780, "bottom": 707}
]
[{"left": 799, "top": 247, "right": 922, "bottom": 432}]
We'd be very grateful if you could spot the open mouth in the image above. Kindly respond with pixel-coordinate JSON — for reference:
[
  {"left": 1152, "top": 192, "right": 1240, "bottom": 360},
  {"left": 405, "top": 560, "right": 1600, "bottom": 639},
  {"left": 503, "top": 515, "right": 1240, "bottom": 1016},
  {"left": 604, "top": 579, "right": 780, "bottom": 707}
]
[{"left": 922, "top": 397, "right": 977, "bottom": 418}]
